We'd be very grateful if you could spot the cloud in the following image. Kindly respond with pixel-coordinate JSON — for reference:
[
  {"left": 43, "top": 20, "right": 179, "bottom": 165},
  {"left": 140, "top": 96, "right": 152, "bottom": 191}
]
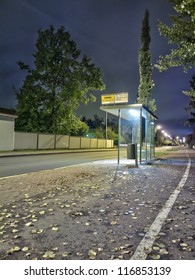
[{"left": 0, "top": 0, "right": 193, "bottom": 136}]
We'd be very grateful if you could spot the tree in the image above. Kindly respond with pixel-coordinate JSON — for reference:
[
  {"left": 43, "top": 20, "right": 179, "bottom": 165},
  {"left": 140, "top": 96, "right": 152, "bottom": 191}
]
[
  {"left": 95, "top": 128, "right": 104, "bottom": 139},
  {"left": 15, "top": 26, "right": 105, "bottom": 135},
  {"left": 93, "top": 114, "right": 104, "bottom": 128},
  {"left": 184, "top": 73, "right": 195, "bottom": 127},
  {"left": 156, "top": 0, "right": 195, "bottom": 72},
  {"left": 186, "top": 131, "right": 195, "bottom": 149},
  {"left": 106, "top": 127, "right": 118, "bottom": 141},
  {"left": 184, "top": 72, "right": 195, "bottom": 99},
  {"left": 137, "top": 10, "right": 156, "bottom": 113},
  {"left": 184, "top": 73, "right": 195, "bottom": 149}
]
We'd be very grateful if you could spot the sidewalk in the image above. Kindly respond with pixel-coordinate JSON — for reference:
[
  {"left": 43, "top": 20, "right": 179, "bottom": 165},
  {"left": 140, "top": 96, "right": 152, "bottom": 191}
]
[{"left": 1, "top": 147, "right": 195, "bottom": 260}]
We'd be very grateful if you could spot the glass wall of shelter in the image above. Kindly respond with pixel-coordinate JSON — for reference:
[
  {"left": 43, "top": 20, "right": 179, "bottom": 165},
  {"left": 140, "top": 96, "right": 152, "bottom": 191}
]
[{"left": 100, "top": 104, "right": 157, "bottom": 163}]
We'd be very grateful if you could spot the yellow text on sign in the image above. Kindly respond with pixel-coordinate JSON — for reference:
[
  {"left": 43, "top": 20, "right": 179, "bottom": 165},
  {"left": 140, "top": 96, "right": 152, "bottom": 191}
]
[{"left": 101, "top": 95, "right": 115, "bottom": 104}]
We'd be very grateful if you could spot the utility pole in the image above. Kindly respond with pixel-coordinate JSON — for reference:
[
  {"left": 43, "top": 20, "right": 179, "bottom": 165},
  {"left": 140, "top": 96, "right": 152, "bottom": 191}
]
[{"left": 118, "top": 109, "right": 121, "bottom": 165}]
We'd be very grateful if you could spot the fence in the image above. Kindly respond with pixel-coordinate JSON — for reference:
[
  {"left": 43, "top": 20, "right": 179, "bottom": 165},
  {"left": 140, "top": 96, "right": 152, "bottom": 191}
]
[{"left": 14, "top": 131, "right": 114, "bottom": 150}]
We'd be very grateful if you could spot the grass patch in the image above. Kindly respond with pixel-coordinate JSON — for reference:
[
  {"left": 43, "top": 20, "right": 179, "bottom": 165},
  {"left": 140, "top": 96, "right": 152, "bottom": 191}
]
[{"left": 155, "top": 147, "right": 179, "bottom": 158}]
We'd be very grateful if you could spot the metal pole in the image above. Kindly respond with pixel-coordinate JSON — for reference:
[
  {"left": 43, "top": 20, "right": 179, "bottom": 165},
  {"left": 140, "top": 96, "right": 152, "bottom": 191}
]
[
  {"left": 135, "top": 144, "right": 138, "bottom": 167},
  {"left": 139, "top": 107, "right": 142, "bottom": 164},
  {"left": 150, "top": 117, "right": 152, "bottom": 160},
  {"left": 118, "top": 109, "right": 120, "bottom": 165},
  {"left": 106, "top": 111, "right": 108, "bottom": 140},
  {"left": 145, "top": 112, "right": 148, "bottom": 162}
]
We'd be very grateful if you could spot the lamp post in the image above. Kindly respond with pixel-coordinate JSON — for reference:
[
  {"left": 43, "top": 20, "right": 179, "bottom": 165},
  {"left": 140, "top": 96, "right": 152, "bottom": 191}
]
[{"left": 155, "top": 125, "right": 162, "bottom": 146}]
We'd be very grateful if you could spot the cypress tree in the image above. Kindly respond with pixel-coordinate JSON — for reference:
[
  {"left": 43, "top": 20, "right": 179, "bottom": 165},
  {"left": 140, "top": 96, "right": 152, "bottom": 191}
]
[{"left": 137, "top": 10, "right": 156, "bottom": 113}]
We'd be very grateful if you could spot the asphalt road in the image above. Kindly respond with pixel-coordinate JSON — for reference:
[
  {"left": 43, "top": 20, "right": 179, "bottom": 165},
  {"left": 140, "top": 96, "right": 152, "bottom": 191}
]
[{"left": 0, "top": 150, "right": 126, "bottom": 178}]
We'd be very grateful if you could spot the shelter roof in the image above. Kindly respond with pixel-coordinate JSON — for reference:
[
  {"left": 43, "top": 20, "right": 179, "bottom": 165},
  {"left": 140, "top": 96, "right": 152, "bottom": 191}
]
[{"left": 100, "top": 104, "right": 158, "bottom": 120}]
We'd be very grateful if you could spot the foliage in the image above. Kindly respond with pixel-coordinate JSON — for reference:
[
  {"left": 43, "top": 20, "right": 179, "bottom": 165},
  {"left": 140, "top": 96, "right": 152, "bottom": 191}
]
[
  {"left": 63, "top": 115, "right": 89, "bottom": 136},
  {"left": 156, "top": 0, "right": 195, "bottom": 72},
  {"left": 183, "top": 73, "right": 195, "bottom": 99},
  {"left": 93, "top": 114, "right": 104, "bottom": 129},
  {"left": 95, "top": 128, "right": 104, "bottom": 139},
  {"left": 186, "top": 131, "right": 195, "bottom": 148},
  {"left": 121, "top": 119, "right": 132, "bottom": 143},
  {"left": 106, "top": 127, "right": 118, "bottom": 141},
  {"left": 93, "top": 126, "right": 118, "bottom": 140},
  {"left": 155, "top": 129, "right": 164, "bottom": 147},
  {"left": 184, "top": 73, "right": 195, "bottom": 127},
  {"left": 137, "top": 10, "right": 156, "bottom": 113},
  {"left": 81, "top": 114, "right": 118, "bottom": 140},
  {"left": 15, "top": 26, "right": 105, "bottom": 135},
  {"left": 81, "top": 114, "right": 104, "bottom": 129}
]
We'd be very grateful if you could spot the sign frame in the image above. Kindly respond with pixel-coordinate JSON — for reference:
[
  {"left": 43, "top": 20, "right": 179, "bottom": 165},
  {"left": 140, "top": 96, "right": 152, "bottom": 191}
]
[{"left": 101, "top": 92, "right": 128, "bottom": 105}]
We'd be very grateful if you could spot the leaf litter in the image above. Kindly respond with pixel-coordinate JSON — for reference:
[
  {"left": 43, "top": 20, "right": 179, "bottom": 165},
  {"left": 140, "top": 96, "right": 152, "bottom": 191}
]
[{"left": 0, "top": 161, "right": 194, "bottom": 260}]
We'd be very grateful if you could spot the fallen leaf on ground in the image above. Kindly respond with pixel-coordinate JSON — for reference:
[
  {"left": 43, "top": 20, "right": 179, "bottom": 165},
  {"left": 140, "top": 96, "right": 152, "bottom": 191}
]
[
  {"left": 25, "top": 222, "right": 33, "bottom": 227},
  {"left": 52, "top": 227, "right": 59, "bottom": 231},
  {"left": 22, "top": 247, "right": 29, "bottom": 252},
  {"left": 12, "top": 229, "right": 19, "bottom": 233},
  {"left": 159, "top": 249, "right": 168, "bottom": 255},
  {"left": 37, "top": 229, "right": 45, "bottom": 234},
  {"left": 180, "top": 243, "right": 188, "bottom": 247},
  {"left": 88, "top": 249, "right": 97, "bottom": 259},
  {"left": 7, "top": 246, "right": 21, "bottom": 254},
  {"left": 42, "top": 251, "right": 56, "bottom": 259},
  {"left": 150, "top": 254, "right": 160, "bottom": 260},
  {"left": 62, "top": 252, "right": 69, "bottom": 257}
]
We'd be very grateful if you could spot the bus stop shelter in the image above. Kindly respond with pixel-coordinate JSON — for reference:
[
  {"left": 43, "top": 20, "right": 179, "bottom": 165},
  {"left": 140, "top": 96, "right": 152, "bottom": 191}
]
[{"left": 100, "top": 103, "right": 157, "bottom": 164}]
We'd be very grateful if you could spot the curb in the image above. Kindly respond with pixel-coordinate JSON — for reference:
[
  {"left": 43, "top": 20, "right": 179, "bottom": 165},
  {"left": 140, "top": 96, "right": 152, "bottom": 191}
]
[{"left": 0, "top": 148, "right": 118, "bottom": 158}]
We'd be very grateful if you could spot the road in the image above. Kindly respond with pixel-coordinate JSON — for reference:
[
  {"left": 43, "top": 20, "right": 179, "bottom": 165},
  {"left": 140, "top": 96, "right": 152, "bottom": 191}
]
[{"left": 0, "top": 149, "right": 126, "bottom": 178}]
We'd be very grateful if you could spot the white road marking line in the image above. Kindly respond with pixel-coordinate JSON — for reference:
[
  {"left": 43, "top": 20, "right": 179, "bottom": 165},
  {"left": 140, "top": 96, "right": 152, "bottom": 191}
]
[
  {"left": 0, "top": 173, "right": 28, "bottom": 180},
  {"left": 131, "top": 157, "right": 191, "bottom": 260}
]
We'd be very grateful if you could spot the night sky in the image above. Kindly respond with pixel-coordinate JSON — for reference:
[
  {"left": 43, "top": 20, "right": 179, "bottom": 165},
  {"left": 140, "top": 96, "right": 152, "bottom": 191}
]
[{"left": 0, "top": 0, "right": 194, "bottom": 137}]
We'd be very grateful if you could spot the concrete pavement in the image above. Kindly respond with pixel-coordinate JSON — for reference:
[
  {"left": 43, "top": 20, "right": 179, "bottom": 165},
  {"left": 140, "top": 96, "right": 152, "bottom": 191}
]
[{"left": 0, "top": 146, "right": 194, "bottom": 260}]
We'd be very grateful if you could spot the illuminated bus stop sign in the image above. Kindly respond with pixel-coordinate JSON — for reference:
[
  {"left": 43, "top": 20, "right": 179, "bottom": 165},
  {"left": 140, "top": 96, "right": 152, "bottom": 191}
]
[{"left": 101, "top": 92, "right": 128, "bottom": 105}]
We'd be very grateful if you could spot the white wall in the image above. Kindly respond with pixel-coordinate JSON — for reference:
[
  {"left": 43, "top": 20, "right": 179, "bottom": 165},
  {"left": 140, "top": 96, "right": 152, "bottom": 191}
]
[
  {"left": 98, "top": 139, "right": 106, "bottom": 148},
  {"left": 0, "top": 117, "right": 15, "bottom": 151},
  {"left": 81, "top": 137, "right": 91, "bottom": 149},
  {"left": 55, "top": 135, "right": 69, "bottom": 149},
  {"left": 90, "top": 138, "right": 98, "bottom": 148},
  {"left": 12, "top": 132, "right": 114, "bottom": 150},
  {"left": 38, "top": 134, "right": 55, "bottom": 149},
  {"left": 14, "top": 132, "right": 37, "bottom": 150},
  {"left": 69, "top": 136, "right": 81, "bottom": 149},
  {"left": 106, "top": 139, "right": 113, "bottom": 148}
]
